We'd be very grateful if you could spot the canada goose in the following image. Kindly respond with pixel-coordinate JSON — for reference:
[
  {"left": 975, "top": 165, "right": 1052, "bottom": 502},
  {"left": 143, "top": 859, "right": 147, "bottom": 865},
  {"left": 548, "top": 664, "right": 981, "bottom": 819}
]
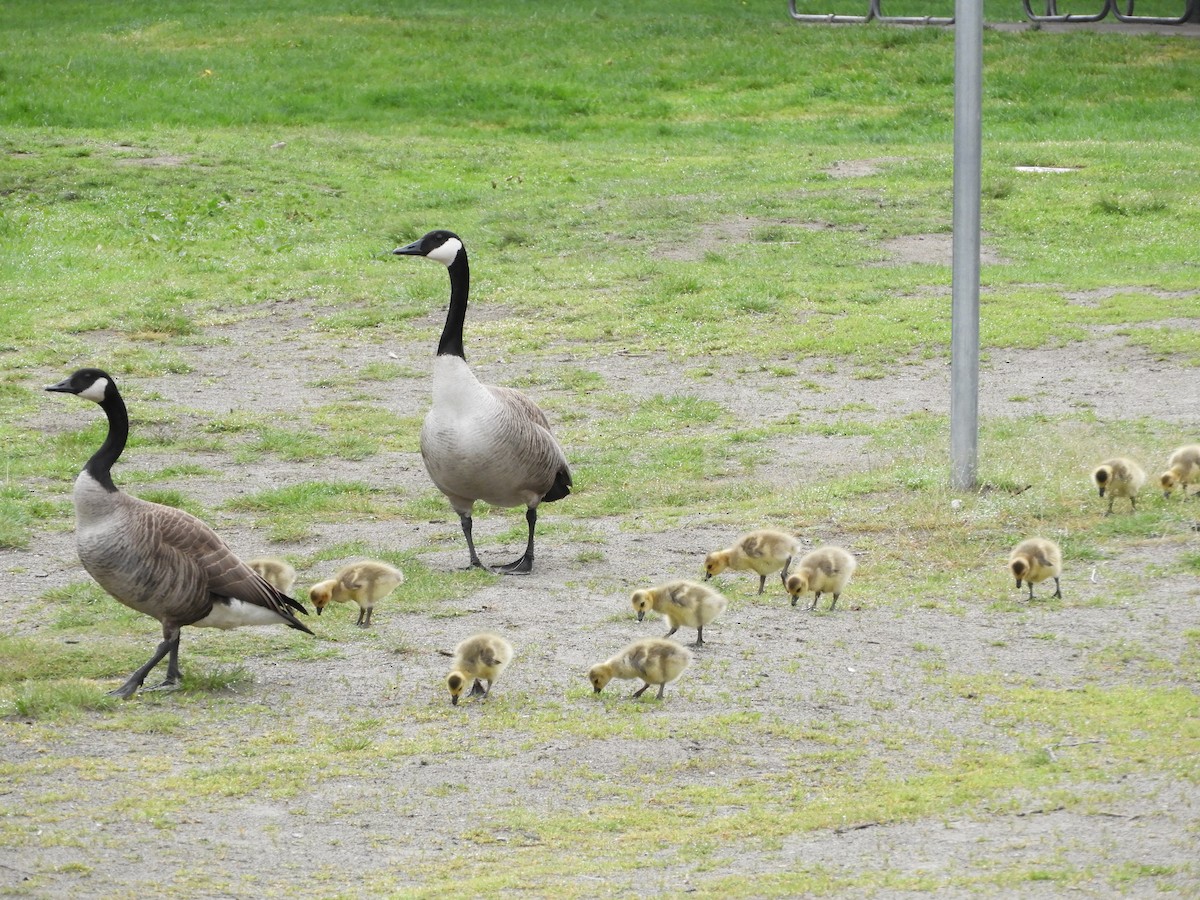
[
  {"left": 704, "top": 529, "right": 801, "bottom": 595},
  {"left": 588, "top": 638, "right": 692, "bottom": 700},
  {"left": 631, "top": 580, "right": 728, "bottom": 647},
  {"left": 393, "top": 230, "right": 572, "bottom": 574},
  {"left": 45, "top": 368, "right": 313, "bottom": 700},
  {"left": 308, "top": 560, "right": 405, "bottom": 628},
  {"left": 1160, "top": 445, "right": 1200, "bottom": 498},
  {"left": 784, "top": 546, "right": 857, "bottom": 611},
  {"left": 1092, "top": 457, "right": 1147, "bottom": 514},
  {"left": 247, "top": 558, "right": 297, "bottom": 595},
  {"left": 1008, "top": 537, "right": 1062, "bottom": 601},
  {"left": 446, "top": 632, "right": 514, "bottom": 705}
]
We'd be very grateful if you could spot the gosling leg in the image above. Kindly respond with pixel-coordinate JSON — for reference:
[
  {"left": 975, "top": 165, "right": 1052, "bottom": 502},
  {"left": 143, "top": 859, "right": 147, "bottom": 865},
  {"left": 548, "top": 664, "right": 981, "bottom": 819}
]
[{"left": 1052, "top": 577, "right": 1062, "bottom": 600}]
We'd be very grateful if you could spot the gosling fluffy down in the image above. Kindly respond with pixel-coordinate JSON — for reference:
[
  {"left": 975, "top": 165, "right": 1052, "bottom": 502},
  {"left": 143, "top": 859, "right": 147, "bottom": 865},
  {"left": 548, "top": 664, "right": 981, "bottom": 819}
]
[
  {"left": 588, "top": 638, "right": 692, "bottom": 700},
  {"left": 631, "top": 580, "right": 728, "bottom": 647},
  {"left": 308, "top": 560, "right": 405, "bottom": 628},
  {"left": 1008, "top": 537, "right": 1062, "bottom": 601},
  {"left": 446, "top": 633, "right": 514, "bottom": 706},
  {"left": 704, "top": 528, "right": 802, "bottom": 595},
  {"left": 1092, "top": 457, "right": 1146, "bottom": 515},
  {"left": 247, "top": 558, "right": 297, "bottom": 596},
  {"left": 785, "top": 546, "right": 857, "bottom": 611},
  {"left": 1160, "top": 444, "right": 1200, "bottom": 499}
]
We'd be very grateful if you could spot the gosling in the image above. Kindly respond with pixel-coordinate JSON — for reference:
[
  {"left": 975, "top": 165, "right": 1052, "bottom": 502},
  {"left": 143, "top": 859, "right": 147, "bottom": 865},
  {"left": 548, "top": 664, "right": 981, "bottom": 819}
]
[
  {"left": 446, "top": 633, "right": 513, "bottom": 706},
  {"left": 247, "top": 558, "right": 297, "bottom": 596},
  {"left": 588, "top": 638, "right": 692, "bottom": 700},
  {"left": 704, "top": 528, "right": 801, "bottom": 595},
  {"left": 784, "top": 546, "right": 857, "bottom": 611},
  {"left": 1160, "top": 444, "right": 1200, "bottom": 499},
  {"left": 1008, "top": 537, "right": 1062, "bottom": 601},
  {"left": 308, "top": 560, "right": 405, "bottom": 628},
  {"left": 631, "top": 580, "right": 728, "bottom": 647},
  {"left": 1092, "top": 457, "right": 1146, "bottom": 515}
]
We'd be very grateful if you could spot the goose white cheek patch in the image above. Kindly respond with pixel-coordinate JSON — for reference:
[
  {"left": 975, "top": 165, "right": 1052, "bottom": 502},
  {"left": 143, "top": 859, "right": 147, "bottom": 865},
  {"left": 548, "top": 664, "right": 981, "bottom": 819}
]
[
  {"left": 427, "top": 237, "right": 463, "bottom": 267},
  {"left": 80, "top": 378, "right": 109, "bottom": 403}
]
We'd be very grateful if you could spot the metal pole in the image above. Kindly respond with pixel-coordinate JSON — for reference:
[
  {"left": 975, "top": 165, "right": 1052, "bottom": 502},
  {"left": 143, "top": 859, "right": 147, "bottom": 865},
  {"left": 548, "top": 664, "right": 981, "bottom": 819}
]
[{"left": 950, "top": 0, "right": 982, "bottom": 491}]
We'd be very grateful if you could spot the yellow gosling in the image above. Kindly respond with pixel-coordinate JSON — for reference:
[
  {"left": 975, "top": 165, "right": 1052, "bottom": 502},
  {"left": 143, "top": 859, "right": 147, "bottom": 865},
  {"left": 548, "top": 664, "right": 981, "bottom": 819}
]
[
  {"left": 588, "top": 638, "right": 692, "bottom": 700},
  {"left": 1008, "top": 537, "right": 1063, "bottom": 601},
  {"left": 1160, "top": 444, "right": 1200, "bottom": 499},
  {"left": 631, "top": 579, "right": 728, "bottom": 647},
  {"left": 308, "top": 560, "right": 405, "bottom": 628},
  {"left": 247, "top": 558, "right": 297, "bottom": 596},
  {"left": 704, "top": 528, "right": 802, "bottom": 595},
  {"left": 784, "top": 546, "right": 857, "bottom": 611},
  {"left": 446, "top": 633, "right": 513, "bottom": 706},
  {"left": 1092, "top": 457, "right": 1146, "bottom": 515}
]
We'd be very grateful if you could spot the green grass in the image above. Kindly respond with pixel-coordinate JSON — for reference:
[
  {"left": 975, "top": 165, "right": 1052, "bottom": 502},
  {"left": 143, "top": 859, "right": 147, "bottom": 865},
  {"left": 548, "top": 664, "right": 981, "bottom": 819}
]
[{"left": 2, "top": 1, "right": 1198, "bottom": 895}]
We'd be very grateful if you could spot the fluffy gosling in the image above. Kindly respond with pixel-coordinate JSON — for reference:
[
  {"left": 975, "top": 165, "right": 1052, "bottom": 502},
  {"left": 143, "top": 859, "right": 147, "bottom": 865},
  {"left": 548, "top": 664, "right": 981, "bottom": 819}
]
[
  {"left": 309, "top": 560, "right": 405, "bottom": 628},
  {"left": 704, "top": 528, "right": 801, "bottom": 595},
  {"left": 446, "top": 633, "right": 513, "bottom": 706},
  {"left": 631, "top": 580, "right": 728, "bottom": 647},
  {"left": 1160, "top": 444, "right": 1200, "bottom": 499},
  {"left": 784, "top": 546, "right": 857, "bottom": 611},
  {"left": 1008, "top": 537, "right": 1062, "bottom": 601},
  {"left": 1092, "top": 457, "right": 1147, "bottom": 515},
  {"left": 588, "top": 638, "right": 692, "bottom": 700},
  {"left": 247, "top": 558, "right": 297, "bottom": 596}
]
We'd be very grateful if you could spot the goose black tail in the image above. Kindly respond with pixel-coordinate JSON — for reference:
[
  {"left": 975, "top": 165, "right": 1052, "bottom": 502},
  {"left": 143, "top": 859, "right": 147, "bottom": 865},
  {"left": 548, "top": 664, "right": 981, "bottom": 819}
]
[{"left": 542, "top": 467, "right": 573, "bottom": 504}]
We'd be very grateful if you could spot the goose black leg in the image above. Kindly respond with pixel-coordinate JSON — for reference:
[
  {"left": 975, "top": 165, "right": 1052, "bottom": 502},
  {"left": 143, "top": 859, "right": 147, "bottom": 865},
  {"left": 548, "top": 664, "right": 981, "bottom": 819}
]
[
  {"left": 756, "top": 574, "right": 766, "bottom": 595},
  {"left": 458, "top": 513, "right": 487, "bottom": 570},
  {"left": 495, "top": 507, "right": 537, "bottom": 575},
  {"left": 693, "top": 625, "right": 705, "bottom": 648},
  {"left": 112, "top": 630, "right": 181, "bottom": 699},
  {"left": 1052, "top": 578, "right": 1062, "bottom": 600}
]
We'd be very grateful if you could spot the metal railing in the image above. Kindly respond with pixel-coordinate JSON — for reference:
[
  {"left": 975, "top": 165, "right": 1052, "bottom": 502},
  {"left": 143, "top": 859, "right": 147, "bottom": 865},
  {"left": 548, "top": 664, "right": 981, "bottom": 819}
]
[{"left": 788, "top": 0, "right": 1198, "bottom": 25}]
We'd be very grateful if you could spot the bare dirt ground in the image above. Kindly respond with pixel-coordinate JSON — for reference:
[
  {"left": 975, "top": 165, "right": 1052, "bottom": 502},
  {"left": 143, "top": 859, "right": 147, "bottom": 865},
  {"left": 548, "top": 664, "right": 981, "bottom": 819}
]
[{"left": 3, "top": 247, "right": 1199, "bottom": 896}]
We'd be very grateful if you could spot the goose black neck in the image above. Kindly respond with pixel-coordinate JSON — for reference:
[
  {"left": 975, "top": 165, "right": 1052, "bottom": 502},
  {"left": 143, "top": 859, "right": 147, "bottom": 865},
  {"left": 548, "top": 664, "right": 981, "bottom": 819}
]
[
  {"left": 87, "top": 389, "right": 128, "bottom": 493},
  {"left": 436, "top": 251, "right": 469, "bottom": 359}
]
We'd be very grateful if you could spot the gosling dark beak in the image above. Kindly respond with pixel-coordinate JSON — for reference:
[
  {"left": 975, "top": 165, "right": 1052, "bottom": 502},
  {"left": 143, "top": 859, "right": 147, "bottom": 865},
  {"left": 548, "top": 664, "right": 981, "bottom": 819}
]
[
  {"left": 593, "top": 686, "right": 601, "bottom": 694},
  {"left": 636, "top": 611, "right": 645, "bottom": 622},
  {"left": 393, "top": 240, "right": 424, "bottom": 256},
  {"left": 451, "top": 695, "right": 459, "bottom": 706},
  {"left": 1014, "top": 578, "right": 1023, "bottom": 589},
  {"left": 1097, "top": 486, "right": 1106, "bottom": 497},
  {"left": 704, "top": 572, "right": 712, "bottom": 581},
  {"left": 790, "top": 595, "right": 799, "bottom": 608},
  {"left": 315, "top": 606, "right": 323, "bottom": 616}
]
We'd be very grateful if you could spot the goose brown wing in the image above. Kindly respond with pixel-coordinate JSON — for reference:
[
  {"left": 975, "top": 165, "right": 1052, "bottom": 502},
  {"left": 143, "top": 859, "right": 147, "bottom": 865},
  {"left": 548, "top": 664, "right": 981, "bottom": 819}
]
[{"left": 144, "top": 500, "right": 313, "bottom": 631}]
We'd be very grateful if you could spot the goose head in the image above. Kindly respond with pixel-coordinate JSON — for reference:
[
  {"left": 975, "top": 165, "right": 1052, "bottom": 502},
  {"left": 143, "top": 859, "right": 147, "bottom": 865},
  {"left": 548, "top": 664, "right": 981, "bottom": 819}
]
[
  {"left": 784, "top": 573, "right": 810, "bottom": 607},
  {"left": 703, "top": 550, "right": 729, "bottom": 581},
  {"left": 1009, "top": 558, "right": 1028, "bottom": 589},
  {"left": 393, "top": 230, "right": 464, "bottom": 267},
  {"left": 588, "top": 664, "right": 613, "bottom": 694},
  {"left": 631, "top": 590, "right": 653, "bottom": 622},
  {"left": 45, "top": 368, "right": 115, "bottom": 404}
]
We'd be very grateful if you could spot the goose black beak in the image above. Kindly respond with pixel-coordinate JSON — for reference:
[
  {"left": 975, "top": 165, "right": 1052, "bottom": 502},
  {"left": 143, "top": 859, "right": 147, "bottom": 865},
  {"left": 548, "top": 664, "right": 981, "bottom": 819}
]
[
  {"left": 45, "top": 379, "right": 73, "bottom": 393},
  {"left": 393, "top": 240, "right": 424, "bottom": 256}
]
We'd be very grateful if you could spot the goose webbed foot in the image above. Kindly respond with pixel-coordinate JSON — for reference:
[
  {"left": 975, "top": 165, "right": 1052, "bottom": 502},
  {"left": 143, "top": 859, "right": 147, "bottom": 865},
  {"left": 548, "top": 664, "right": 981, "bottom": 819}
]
[
  {"left": 143, "top": 678, "right": 182, "bottom": 694},
  {"left": 493, "top": 552, "right": 533, "bottom": 575},
  {"left": 108, "top": 679, "right": 143, "bottom": 700}
]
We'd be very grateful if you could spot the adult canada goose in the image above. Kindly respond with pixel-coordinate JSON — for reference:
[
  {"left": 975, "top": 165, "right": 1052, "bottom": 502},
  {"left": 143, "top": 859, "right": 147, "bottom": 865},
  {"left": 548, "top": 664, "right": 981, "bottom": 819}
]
[
  {"left": 446, "top": 632, "right": 514, "bottom": 706},
  {"left": 1160, "top": 444, "right": 1200, "bottom": 498},
  {"left": 588, "top": 638, "right": 692, "bottom": 700},
  {"left": 630, "top": 579, "right": 728, "bottom": 647},
  {"left": 1092, "top": 457, "right": 1146, "bottom": 515},
  {"left": 704, "top": 528, "right": 801, "bottom": 595},
  {"left": 1008, "top": 537, "right": 1062, "bottom": 601},
  {"left": 247, "top": 558, "right": 297, "bottom": 596},
  {"left": 45, "top": 368, "right": 313, "bottom": 699},
  {"left": 784, "top": 545, "right": 857, "bottom": 611},
  {"left": 308, "top": 560, "right": 405, "bottom": 628},
  {"left": 393, "top": 230, "right": 572, "bottom": 574}
]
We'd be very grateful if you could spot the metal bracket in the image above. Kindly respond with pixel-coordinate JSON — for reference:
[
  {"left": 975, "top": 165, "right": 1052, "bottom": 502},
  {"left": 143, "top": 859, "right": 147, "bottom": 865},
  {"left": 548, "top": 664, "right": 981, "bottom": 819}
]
[
  {"left": 1021, "top": 0, "right": 1113, "bottom": 22},
  {"left": 872, "top": 0, "right": 954, "bottom": 24},
  {"left": 1111, "top": 0, "right": 1198, "bottom": 24},
  {"left": 787, "top": 0, "right": 873, "bottom": 23}
]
